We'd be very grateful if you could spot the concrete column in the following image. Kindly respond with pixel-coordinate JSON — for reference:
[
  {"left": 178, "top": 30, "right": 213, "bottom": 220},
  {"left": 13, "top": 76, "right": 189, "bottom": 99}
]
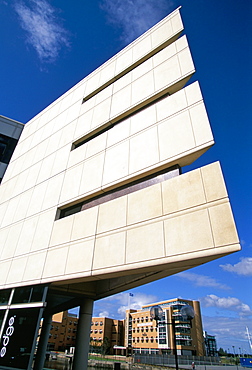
[
  {"left": 73, "top": 298, "right": 94, "bottom": 370},
  {"left": 33, "top": 313, "right": 52, "bottom": 370}
]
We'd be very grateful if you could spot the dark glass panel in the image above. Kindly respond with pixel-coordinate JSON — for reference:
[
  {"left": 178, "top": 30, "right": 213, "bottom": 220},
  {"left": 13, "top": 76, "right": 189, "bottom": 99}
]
[
  {"left": 0, "top": 310, "right": 5, "bottom": 328},
  {"left": 0, "top": 289, "right": 12, "bottom": 305},
  {"left": 30, "top": 286, "right": 46, "bottom": 303},
  {"left": 0, "top": 142, "right": 7, "bottom": 159},
  {"left": 12, "top": 286, "right": 32, "bottom": 304},
  {"left": 60, "top": 204, "right": 82, "bottom": 218},
  {"left": 12, "top": 285, "right": 47, "bottom": 304},
  {"left": 0, "top": 134, "right": 18, "bottom": 164}
]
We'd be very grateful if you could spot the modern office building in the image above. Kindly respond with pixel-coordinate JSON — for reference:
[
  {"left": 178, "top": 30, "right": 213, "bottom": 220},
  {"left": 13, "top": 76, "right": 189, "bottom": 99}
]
[
  {"left": 0, "top": 6, "right": 240, "bottom": 370},
  {"left": 0, "top": 115, "right": 24, "bottom": 183},
  {"left": 125, "top": 298, "right": 205, "bottom": 356},
  {"left": 203, "top": 331, "right": 218, "bottom": 357}
]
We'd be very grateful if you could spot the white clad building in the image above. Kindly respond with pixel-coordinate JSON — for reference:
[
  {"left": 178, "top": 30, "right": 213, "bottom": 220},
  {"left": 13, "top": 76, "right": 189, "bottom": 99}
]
[{"left": 0, "top": 7, "right": 240, "bottom": 370}]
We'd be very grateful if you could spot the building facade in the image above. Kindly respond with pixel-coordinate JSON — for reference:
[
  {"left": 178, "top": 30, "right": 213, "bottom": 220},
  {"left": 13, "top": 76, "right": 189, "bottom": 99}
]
[
  {"left": 43, "top": 312, "right": 124, "bottom": 354},
  {"left": 90, "top": 317, "right": 124, "bottom": 354},
  {"left": 125, "top": 298, "right": 205, "bottom": 356},
  {"left": 45, "top": 301, "right": 215, "bottom": 357},
  {"left": 0, "top": 7, "right": 240, "bottom": 370},
  {"left": 203, "top": 331, "right": 218, "bottom": 357},
  {"left": 0, "top": 115, "right": 24, "bottom": 183},
  {"left": 46, "top": 311, "right": 78, "bottom": 352}
]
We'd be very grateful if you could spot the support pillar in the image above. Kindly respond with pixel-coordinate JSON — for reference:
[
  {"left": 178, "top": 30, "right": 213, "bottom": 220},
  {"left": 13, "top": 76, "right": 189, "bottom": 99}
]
[
  {"left": 33, "top": 312, "right": 53, "bottom": 370},
  {"left": 73, "top": 298, "right": 94, "bottom": 370}
]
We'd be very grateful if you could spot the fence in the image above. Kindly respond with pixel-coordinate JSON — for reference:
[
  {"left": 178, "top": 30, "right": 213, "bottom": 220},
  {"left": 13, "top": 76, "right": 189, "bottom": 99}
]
[{"left": 133, "top": 354, "right": 221, "bottom": 367}]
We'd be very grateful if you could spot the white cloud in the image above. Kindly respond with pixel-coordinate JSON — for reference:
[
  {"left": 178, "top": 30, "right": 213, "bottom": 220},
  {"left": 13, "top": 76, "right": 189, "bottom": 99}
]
[
  {"left": 220, "top": 257, "right": 252, "bottom": 276},
  {"left": 100, "top": 0, "right": 175, "bottom": 44},
  {"left": 93, "top": 292, "right": 158, "bottom": 319},
  {"left": 117, "top": 292, "right": 158, "bottom": 316},
  {"left": 98, "top": 310, "right": 109, "bottom": 317},
  {"left": 14, "top": 0, "right": 70, "bottom": 63},
  {"left": 178, "top": 271, "right": 230, "bottom": 290},
  {"left": 201, "top": 294, "right": 252, "bottom": 316}
]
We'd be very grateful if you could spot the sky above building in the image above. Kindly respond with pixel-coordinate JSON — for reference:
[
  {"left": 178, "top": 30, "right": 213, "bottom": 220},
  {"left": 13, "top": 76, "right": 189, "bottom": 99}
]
[{"left": 0, "top": 0, "right": 251, "bottom": 354}]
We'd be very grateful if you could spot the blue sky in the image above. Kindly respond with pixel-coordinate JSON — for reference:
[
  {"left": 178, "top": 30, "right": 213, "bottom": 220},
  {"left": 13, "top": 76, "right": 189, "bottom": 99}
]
[{"left": 0, "top": 0, "right": 251, "bottom": 354}]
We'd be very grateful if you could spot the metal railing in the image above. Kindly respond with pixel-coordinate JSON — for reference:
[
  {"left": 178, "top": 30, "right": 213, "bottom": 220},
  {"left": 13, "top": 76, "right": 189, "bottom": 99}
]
[{"left": 133, "top": 353, "right": 222, "bottom": 367}]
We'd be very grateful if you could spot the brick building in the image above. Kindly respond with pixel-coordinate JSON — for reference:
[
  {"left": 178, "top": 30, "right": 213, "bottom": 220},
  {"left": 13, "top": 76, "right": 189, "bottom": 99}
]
[
  {"left": 47, "top": 311, "right": 78, "bottom": 351},
  {"left": 90, "top": 317, "right": 124, "bottom": 354},
  {"left": 45, "top": 312, "right": 124, "bottom": 355}
]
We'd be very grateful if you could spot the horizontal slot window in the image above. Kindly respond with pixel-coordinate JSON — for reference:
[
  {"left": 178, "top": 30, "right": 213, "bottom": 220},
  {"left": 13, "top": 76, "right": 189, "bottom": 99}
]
[
  {"left": 72, "top": 91, "right": 171, "bottom": 151},
  {"left": 58, "top": 165, "right": 181, "bottom": 219},
  {"left": 72, "top": 124, "right": 114, "bottom": 150},
  {"left": 81, "top": 33, "right": 180, "bottom": 104}
]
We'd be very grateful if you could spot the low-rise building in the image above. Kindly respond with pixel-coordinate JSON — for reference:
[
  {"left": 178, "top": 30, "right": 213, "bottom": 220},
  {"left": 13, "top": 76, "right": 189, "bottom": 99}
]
[
  {"left": 45, "top": 312, "right": 124, "bottom": 355},
  {"left": 47, "top": 311, "right": 78, "bottom": 351},
  {"left": 90, "top": 317, "right": 124, "bottom": 354}
]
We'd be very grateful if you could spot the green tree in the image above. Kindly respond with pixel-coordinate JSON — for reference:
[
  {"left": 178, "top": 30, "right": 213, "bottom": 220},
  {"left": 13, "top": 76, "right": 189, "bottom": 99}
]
[
  {"left": 101, "top": 337, "right": 110, "bottom": 355},
  {"left": 218, "top": 348, "right": 227, "bottom": 356},
  {"left": 89, "top": 337, "right": 101, "bottom": 354}
]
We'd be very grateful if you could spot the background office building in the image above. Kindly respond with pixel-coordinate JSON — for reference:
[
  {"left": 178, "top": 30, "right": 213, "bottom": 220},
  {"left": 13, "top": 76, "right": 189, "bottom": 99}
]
[
  {"left": 40, "top": 311, "right": 124, "bottom": 354},
  {"left": 0, "top": 6, "right": 240, "bottom": 370},
  {"left": 90, "top": 317, "right": 124, "bottom": 354},
  {"left": 45, "top": 301, "right": 217, "bottom": 357},
  {"left": 203, "top": 331, "right": 218, "bottom": 357},
  {"left": 46, "top": 311, "right": 78, "bottom": 352},
  {"left": 125, "top": 298, "right": 205, "bottom": 356},
  {"left": 0, "top": 115, "right": 24, "bottom": 183}
]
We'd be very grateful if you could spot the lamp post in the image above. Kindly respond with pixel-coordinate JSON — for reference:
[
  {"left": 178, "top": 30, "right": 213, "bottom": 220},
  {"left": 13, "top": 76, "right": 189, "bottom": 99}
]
[{"left": 150, "top": 304, "right": 195, "bottom": 370}]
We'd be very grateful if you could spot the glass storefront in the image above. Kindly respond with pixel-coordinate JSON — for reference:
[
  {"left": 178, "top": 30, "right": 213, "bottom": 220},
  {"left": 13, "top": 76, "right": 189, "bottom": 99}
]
[
  {"left": 0, "top": 308, "right": 41, "bottom": 368},
  {"left": 0, "top": 285, "right": 48, "bottom": 370}
]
